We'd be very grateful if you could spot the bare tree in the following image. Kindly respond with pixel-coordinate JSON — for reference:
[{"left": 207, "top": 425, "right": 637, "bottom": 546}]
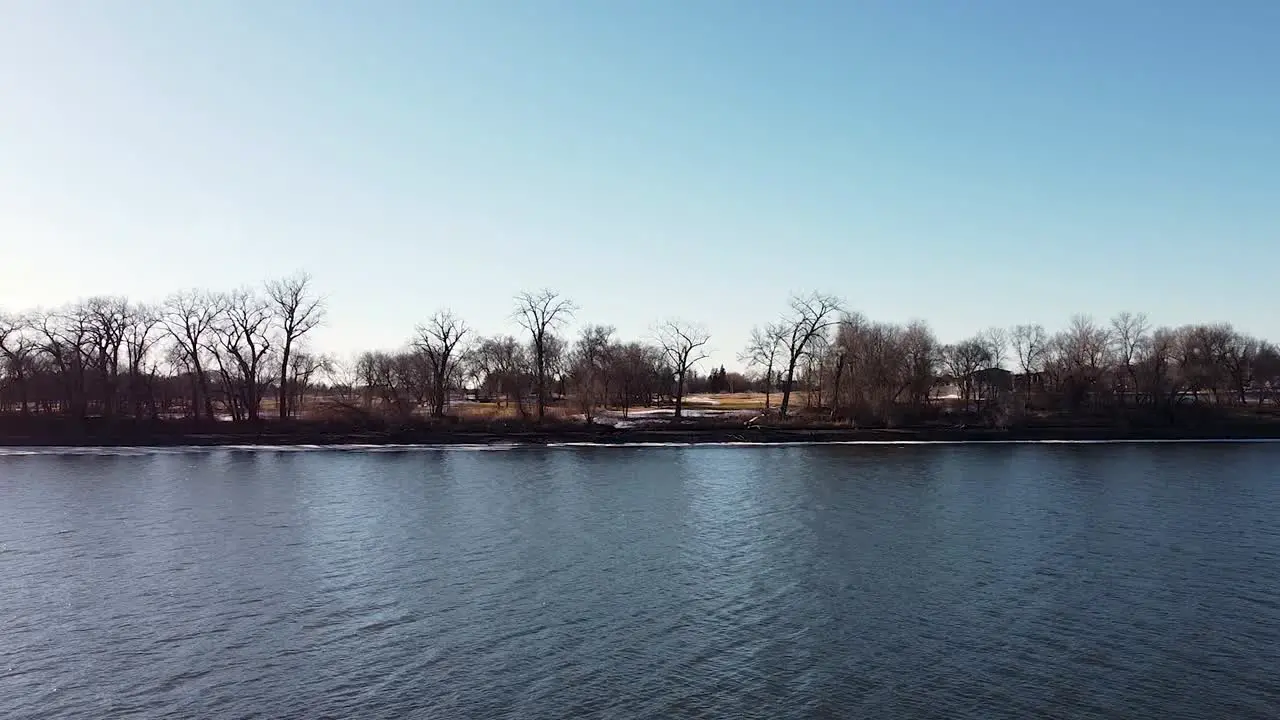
[
  {"left": 1010, "top": 322, "right": 1050, "bottom": 403},
  {"left": 942, "top": 339, "right": 992, "bottom": 408},
  {"left": 0, "top": 313, "right": 37, "bottom": 415},
  {"left": 979, "top": 327, "right": 1009, "bottom": 370},
  {"left": 1220, "top": 330, "right": 1261, "bottom": 406},
  {"left": 1137, "top": 327, "right": 1180, "bottom": 407},
  {"left": 356, "top": 349, "right": 427, "bottom": 419},
  {"left": 207, "top": 290, "right": 274, "bottom": 422},
  {"left": 1010, "top": 324, "right": 1048, "bottom": 377},
  {"left": 163, "top": 290, "right": 223, "bottom": 420},
  {"left": 324, "top": 354, "right": 362, "bottom": 405},
  {"left": 267, "top": 272, "right": 325, "bottom": 419},
  {"left": 33, "top": 306, "right": 92, "bottom": 418},
  {"left": 124, "top": 304, "right": 163, "bottom": 418},
  {"left": 1050, "top": 315, "right": 1113, "bottom": 409},
  {"left": 654, "top": 320, "right": 711, "bottom": 419},
  {"left": 286, "top": 349, "right": 334, "bottom": 417},
  {"left": 415, "top": 310, "right": 470, "bottom": 417},
  {"left": 568, "top": 325, "right": 615, "bottom": 422},
  {"left": 740, "top": 323, "right": 783, "bottom": 412},
  {"left": 609, "top": 342, "right": 663, "bottom": 417},
  {"left": 902, "top": 321, "right": 940, "bottom": 409},
  {"left": 84, "top": 296, "right": 129, "bottom": 418},
  {"left": 1110, "top": 312, "right": 1150, "bottom": 405},
  {"left": 355, "top": 351, "right": 385, "bottom": 411},
  {"left": 513, "top": 290, "right": 576, "bottom": 421},
  {"left": 778, "top": 293, "right": 843, "bottom": 418},
  {"left": 1256, "top": 342, "right": 1280, "bottom": 406},
  {"left": 394, "top": 349, "right": 435, "bottom": 416},
  {"left": 470, "top": 335, "right": 531, "bottom": 415},
  {"left": 831, "top": 313, "right": 924, "bottom": 423}
]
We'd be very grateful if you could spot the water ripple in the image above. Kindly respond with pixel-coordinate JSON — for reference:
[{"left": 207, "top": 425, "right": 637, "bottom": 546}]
[{"left": 1, "top": 444, "right": 1278, "bottom": 718}]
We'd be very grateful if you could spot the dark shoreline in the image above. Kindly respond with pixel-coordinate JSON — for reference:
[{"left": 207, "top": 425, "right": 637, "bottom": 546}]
[{"left": 4, "top": 418, "right": 1280, "bottom": 448}]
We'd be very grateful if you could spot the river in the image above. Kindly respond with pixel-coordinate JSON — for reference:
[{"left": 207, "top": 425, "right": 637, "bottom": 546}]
[{"left": 2, "top": 443, "right": 1278, "bottom": 718}]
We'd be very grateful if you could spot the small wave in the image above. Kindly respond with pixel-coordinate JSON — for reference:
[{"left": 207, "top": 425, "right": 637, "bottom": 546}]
[
  {"left": 545, "top": 442, "right": 698, "bottom": 449},
  {"left": 0, "top": 443, "right": 527, "bottom": 457},
  {"left": 1, "top": 437, "right": 1277, "bottom": 457},
  {"left": 0, "top": 446, "right": 213, "bottom": 457},
  {"left": 549, "top": 438, "right": 1280, "bottom": 449}
]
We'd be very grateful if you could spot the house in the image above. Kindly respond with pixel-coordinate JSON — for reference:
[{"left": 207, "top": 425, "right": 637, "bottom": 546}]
[{"left": 972, "top": 368, "right": 1014, "bottom": 393}]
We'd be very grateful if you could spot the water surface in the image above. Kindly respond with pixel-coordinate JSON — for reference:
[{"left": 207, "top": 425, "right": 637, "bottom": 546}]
[{"left": 2, "top": 443, "right": 1278, "bottom": 718}]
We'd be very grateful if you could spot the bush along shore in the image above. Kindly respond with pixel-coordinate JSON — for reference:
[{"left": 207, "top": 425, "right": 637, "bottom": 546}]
[{"left": 3, "top": 410, "right": 1280, "bottom": 448}]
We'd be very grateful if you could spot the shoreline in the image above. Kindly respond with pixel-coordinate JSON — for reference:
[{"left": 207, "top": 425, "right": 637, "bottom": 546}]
[{"left": 4, "top": 420, "right": 1280, "bottom": 448}]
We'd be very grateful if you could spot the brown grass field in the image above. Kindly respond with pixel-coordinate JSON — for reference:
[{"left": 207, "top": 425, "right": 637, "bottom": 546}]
[
  {"left": 298, "top": 391, "right": 816, "bottom": 422},
  {"left": 444, "top": 392, "right": 809, "bottom": 419}
]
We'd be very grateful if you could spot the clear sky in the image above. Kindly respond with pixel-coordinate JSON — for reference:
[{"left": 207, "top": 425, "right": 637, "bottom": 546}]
[{"left": 2, "top": 1, "right": 1277, "bottom": 368}]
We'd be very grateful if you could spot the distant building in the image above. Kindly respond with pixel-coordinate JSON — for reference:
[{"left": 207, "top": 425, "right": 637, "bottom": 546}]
[{"left": 972, "top": 368, "right": 1014, "bottom": 393}]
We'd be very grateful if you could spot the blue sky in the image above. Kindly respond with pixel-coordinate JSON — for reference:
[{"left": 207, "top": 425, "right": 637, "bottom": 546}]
[{"left": 2, "top": 1, "right": 1277, "bottom": 368}]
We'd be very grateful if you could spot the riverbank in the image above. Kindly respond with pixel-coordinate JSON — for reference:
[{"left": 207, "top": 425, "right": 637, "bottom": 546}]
[{"left": 4, "top": 415, "right": 1280, "bottom": 447}]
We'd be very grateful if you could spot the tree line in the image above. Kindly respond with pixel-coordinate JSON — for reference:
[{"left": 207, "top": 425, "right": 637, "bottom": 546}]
[
  {"left": 2, "top": 281, "right": 1278, "bottom": 426},
  {"left": 743, "top": 297, "right": 1280, "bottom": 425},
  {"left": 0, "top": 274, "right": 323, "bottom": 423}
]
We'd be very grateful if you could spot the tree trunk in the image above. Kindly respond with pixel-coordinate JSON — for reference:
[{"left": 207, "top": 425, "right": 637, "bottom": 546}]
[
  {"left": 246, "top": 384, "right": 259, "bottom": 422},
  {"left": 433, "top": 368, "right": 447, "bottom": 418},
  {"left": 673, "top": 370, "right": 685, "bottom": 419},
  {"left": 15, "top": 369, "right": 29, "bottom": 417},
  {"left": 195, "top": 361, "right": 215, "bottom": 420},
  {"left": 780, "top": 360, "right": 799, "bottom": 418},
  {"left": 830, "top": 355, "right": 845, "bottom": 421},
  {"left": 764, "top": 364, "right": 773, "bottom": 412},
  {"left": 278, "top": 340, "right": 292, "bottom": 420},
  {"left": 189, "top": 374, "right": 201, "bottom": 419},
  {"left": 536, "top": 345, "right": 547, "bottom": 421}
]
